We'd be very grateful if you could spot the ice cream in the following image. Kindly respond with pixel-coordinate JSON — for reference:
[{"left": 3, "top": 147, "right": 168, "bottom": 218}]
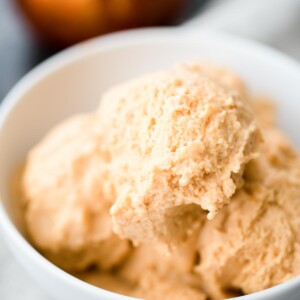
[
  {"left": 77, "top": 269, "right": 207, "bottom": 300},
  {"left": 78, "top": 243, "right": 207, "bottom": 299},
  {"left": 195, "top": 123, "right": 300, "bottom": 299},
  {"left": 98, "top": 66, "right": 261, "bottom": 247},
  {"left": 76, "top": 271, "right": 135, "bottom": 297},
  {"left": 177, "top": 62, "right": 248, "bottom": 98},
  {"left": 20, "top": 62, "right": 300, "bottom": 300},
  {"left": 22, "top": 114, "right": 130, "bottom": 271},
  {"left": 133, "top": 270, "right": 206, "bottom": 300}
]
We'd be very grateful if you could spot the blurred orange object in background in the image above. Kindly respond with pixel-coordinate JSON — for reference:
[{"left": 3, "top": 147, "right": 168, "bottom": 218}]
[{"left": 17, "top": 0, "right": 192, "bottom": 47}]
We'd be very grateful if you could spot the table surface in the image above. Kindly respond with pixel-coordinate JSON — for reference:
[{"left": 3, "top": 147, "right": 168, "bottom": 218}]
[{"left": 1, "top": 1, "right": 300, "bottom": 300}]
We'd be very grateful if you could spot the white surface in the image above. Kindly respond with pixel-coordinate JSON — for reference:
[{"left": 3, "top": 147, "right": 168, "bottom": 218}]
[
  {"left": 1, "top": 28, "right": 300, "bottom": 300},
  {"left": 185, "top": 0, "right": 300, "bottom": 43},
  {"left": 1, "top": 1, "right": 300, "bottom": 300}
]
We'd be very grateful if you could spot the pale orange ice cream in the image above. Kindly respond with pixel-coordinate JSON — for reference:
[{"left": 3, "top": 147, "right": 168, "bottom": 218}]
[
  {"left": 77, "top": 268, "right": 207, "bottom": 300},
  {"left": 22, "top": 114, "right": 130, "bottom": 271},
  {"left": 177, "top": 62, "right": 248, "bottom": 98},
  {"left": 118, "top": 242, "right": 197, "bottom": 282},
  {"left": 195, "top": 123, "right": 300, "bottom": 299},
  {"left": 133, "top": 270, "right": 206, "bottom": 300},
  {"left": 77, "top": 271, "right": 135, "bottom": 297},
  {"left": 97, "top": 65, "right": 261, "bottom": 246}
]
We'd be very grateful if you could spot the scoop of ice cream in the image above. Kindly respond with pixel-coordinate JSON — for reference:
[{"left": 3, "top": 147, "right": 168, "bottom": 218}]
[
  {"left": 22, "top": 114, "right": 130, "bottom": 271},
  {"left": 195, "top": 126, "right": 300, "bottom": 299},
  {"left": 98, "top": 65, "right": 261, "bottom": 246}
]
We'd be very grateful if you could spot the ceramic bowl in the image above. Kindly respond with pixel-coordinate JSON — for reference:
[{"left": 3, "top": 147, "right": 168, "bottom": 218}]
[{"left": 0, "top": 28, "right": 300, "bottom": 300}]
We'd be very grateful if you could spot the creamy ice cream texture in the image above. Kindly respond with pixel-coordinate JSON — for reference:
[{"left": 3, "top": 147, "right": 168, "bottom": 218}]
[
  {"left": 98, "top": 64, "right": 261, "bottom": 246},
  {"left": 22, "top": 114, "right": 130, "bottom": 271},
  {"left": 20, "top": 63, "right": 300, "bottom": 300}
]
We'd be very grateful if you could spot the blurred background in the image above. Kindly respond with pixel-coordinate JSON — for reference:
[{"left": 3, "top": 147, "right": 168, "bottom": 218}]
[
  {"left": 0, "top": 0, "right": 207, "bottom": 102},
  {"left": 0, "top": 0, "right": 300, "bottom": 299}
]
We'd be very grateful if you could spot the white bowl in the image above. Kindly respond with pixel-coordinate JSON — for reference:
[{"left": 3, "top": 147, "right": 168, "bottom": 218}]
[{"left": 0, "top": 28, "right": 300, "bottom": 300}]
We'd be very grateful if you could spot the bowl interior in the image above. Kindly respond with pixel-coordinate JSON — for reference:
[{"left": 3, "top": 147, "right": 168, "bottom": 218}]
[{"left": 0, "top": 28, "right": 300, "bottom": 298}]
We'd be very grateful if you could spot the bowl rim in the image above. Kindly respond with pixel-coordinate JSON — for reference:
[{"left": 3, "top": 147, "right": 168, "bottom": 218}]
[{"left": 0, "top": 27, "right": 300, "bottom": 300}]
